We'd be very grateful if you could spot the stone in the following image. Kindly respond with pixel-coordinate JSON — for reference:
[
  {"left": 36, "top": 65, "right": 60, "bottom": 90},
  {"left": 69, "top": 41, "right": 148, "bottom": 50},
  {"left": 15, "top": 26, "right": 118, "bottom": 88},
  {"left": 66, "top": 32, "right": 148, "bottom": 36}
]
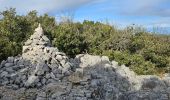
[
  {"left": 19, "top": 68, "right": 28, "bottom": 73},
  {"left": 36, "top": 97, "right": 46, "bottom": 100},
  {"left": 21, "top": 75, "right": 27, "bottom": 80},
  {"left": 22, "top": 46, "right": 30, "bottom": 53},
  {"left": 72, "top": 90, "right": 85, "bottom": 97},
  {"left": 12, "top": 65, "right": 20, "bottom": 71},
  {"left": 45, "top": 73, "right": 51, "bottom": 79},
  {"left": 11, "top": 84, "right": 19, "bottom": 90},
  {"left": 10, "top": 73, "right": 17, "bottom": 79},
  {"left": 17, "top": 59, "right": 25, "bottom": 66},
  {"left": 56, "top": 55, "right": 63, "bottom": 61},
  {"left": 68, "top": 72, "right": 84, "bottom": 83},
  {"left": 163, "top": 77, "right": 170, "bottom": 87},
  {"left": 64, "top": 62, "right": 71, "bottom": 69},
  {"left": 85, "top": 91, "right": 92, "bottom": 98},
  {"left": 42, "top": 64, "right": 50, "bottom": 72},
  {"left": 52, "top": 68, "right": 62, "bottom": 74},
  {"left": 64, "top": 70, "right": 71, "bottom": 76},
  {"left": 38, "top": 41, "right": 46, "bottom": 45},
  {"left": 5, "top": 67, "right": 14, "bottom": 73},
  {"left": 50, "top": 72, "right": 56, "bottom": 79},
  {"left": 37, "top": 82, "right": 42, "bottom": 87},
  {"left": 164, "top": 73, "right": 170, "bottom": 77},
  {"left": 7, "top": 57, "right": 14, "bottom": 63},
  {"left": 19, "top": 64, "right": 25, "bottom": 68},
  {"left": 46, "top": 79, "right": 58, "bottom": 84},
  {"left": 104, "top": 64, "right": 113, "bottom": 72},
  {"left": 14, "top": 58, "right": 19, "bottom": 65},
  {"left": 35, "top": 24, "right": 44, "bottom": 35},
  {"left": 55, "top": 52, "right": 66, "bottom": 56},
  {"left": 74, "top": 97, "right": 87, "bottom": 100},
  {"left": 14, "top": 77, "right": 21, "bottom": 85},
  {"left": 0, "top": 71, "right": 8, "bottom": 77},
  {"left": 78, "top": 54, "right": 102, "bottom": 68},
  {"left": 101, "top": 56, "right": 110, "bottom": 63},
  {"left": 60, "top": 60, "right": 66, "bottom": 66},
  {"left": 45, "top": 83, "right": 67, "bottom": 94},
  {"left": 91, "top": 80, "right": 100, "bottom": 88},
  {"left": 25, "top": 39, "right": 32, "bottom": 46},
  {"left": 61, "top": 67, "right": 69, "bottom": 74},
  {"left": 111, "top": 61, "right": 119, "bottom": 68},
  {"left": 34, "top": 62, "right": 50, "bottom": 76},
  {"left": 51, "top": 92, "right": 62, "bottom": 98},
  {"left": 76, "top": 68, "right": 84, "bottom": 76},
  {"left": 42, "top": 78, "right": 47, "bottom": 85},
  {"left": 142, "top": 79, "right": 157, "bottom": 90},
  {"left": 36, "top": 70, "right": 44, "bottom": 76},
  {"left": 5, "top": 63, "right": 14, "bottom": 67},
  {"left": 42, "top": 36, "right": 50, "bottom": 42},
  {"left": 55, "top": 74, "right": 63, "bottom": 79},
  {"left": 25, "top": 75, "right": 39, "bottom": 86},
  {"left": 0, "top": 60, "right": 6, "bottom": 67},
  {"left": 91, "top": 72, "right": 102, "bottom": 79},
  {"left": 104, "top": 84, "right": 119, "bottom": 100}
]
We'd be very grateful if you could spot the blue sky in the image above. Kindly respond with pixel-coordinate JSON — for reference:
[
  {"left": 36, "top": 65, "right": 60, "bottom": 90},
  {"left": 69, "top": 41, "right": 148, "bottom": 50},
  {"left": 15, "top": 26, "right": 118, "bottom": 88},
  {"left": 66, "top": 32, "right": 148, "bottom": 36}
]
[{"left": 0, "top": 0, "right": 170, "bottom": 33}]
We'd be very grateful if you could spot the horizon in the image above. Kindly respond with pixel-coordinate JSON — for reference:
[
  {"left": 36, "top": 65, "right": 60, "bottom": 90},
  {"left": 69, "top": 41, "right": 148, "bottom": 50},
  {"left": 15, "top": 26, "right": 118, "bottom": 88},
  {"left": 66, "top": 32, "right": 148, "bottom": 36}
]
[{"left": 0, "top": 0, "right": 170, "bottom": 34}]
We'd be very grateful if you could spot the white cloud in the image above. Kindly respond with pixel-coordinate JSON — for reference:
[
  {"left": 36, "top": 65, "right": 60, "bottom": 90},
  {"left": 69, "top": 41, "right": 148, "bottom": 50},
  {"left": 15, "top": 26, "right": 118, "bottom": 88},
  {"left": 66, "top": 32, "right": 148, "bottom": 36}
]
[
  {"left": 118, "top": 0, "right": 170, "bottom": 17},
  {"left": 0, "top": 0, "right": 102, "bottom": 14},
  {"left": 100, "top": 0, "right": 170, "bottom": 17},
  {"left": 1, "top": 0, "right": 169, "bottom": 17}
]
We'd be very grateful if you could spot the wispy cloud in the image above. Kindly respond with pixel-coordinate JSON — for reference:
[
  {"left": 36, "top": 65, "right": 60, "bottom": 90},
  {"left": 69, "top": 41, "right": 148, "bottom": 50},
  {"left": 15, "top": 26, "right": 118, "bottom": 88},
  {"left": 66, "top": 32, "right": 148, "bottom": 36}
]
[
  {"left": 100, "top": 0, "right": 170, "bottom": 17},
  {"left": 122, "top": 0, "right": 170, "bottom": 17},
  {"left": 0, "top": 0, "right": 103, "bottom": 14},
  {"left": 1, "top": 0, "right": 169, "bottom": 17}
]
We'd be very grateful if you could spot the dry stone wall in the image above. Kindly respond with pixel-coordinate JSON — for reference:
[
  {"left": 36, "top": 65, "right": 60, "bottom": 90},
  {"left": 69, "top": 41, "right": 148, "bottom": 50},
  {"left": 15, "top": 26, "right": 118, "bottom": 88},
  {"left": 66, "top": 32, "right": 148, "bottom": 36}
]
[{"left": 0, "top": 24, "right": 169, "bottom": 100}]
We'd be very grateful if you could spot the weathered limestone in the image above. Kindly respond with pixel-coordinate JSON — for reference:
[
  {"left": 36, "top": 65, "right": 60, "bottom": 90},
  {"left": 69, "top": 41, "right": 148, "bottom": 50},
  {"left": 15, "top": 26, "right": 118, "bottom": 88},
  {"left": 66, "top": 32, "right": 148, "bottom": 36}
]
[{"left": 0, "top": 24, "right": 169, "bottom": 100}]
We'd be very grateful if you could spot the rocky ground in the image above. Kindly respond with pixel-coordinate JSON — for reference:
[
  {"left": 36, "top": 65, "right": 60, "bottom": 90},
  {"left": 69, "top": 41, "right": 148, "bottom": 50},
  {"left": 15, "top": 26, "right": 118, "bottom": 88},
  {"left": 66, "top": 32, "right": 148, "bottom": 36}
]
[{"left": 0, "top": 24, "right": 169, "bottom": 100}]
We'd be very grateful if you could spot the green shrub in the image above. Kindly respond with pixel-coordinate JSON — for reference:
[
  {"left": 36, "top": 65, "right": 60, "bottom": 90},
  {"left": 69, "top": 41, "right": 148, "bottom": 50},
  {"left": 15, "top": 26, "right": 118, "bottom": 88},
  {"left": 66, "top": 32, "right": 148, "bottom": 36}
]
[
  {"left": 103, "top": 50, "right": 156, "bottom": 75},
  {"left": 52, "top": 23, "right": 89, "bottom": 57}
]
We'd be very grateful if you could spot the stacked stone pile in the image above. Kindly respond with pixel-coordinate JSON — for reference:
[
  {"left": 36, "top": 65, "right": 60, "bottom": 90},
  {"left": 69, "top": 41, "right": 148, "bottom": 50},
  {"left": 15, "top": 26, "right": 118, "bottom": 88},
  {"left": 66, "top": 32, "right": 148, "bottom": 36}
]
[
  {"left": 0, "top": 24, "right": 169, "bottom": 100},
  {"left": 0, "top": 24, "right": 73, "bottom": 89}
]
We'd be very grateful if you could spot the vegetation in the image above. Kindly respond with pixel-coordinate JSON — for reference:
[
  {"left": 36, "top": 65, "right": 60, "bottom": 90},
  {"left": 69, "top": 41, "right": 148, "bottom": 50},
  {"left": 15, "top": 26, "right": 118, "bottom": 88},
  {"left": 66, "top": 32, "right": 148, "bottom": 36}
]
[{"left": 0, "top": 8, "right": 170, "bottom": 75}]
